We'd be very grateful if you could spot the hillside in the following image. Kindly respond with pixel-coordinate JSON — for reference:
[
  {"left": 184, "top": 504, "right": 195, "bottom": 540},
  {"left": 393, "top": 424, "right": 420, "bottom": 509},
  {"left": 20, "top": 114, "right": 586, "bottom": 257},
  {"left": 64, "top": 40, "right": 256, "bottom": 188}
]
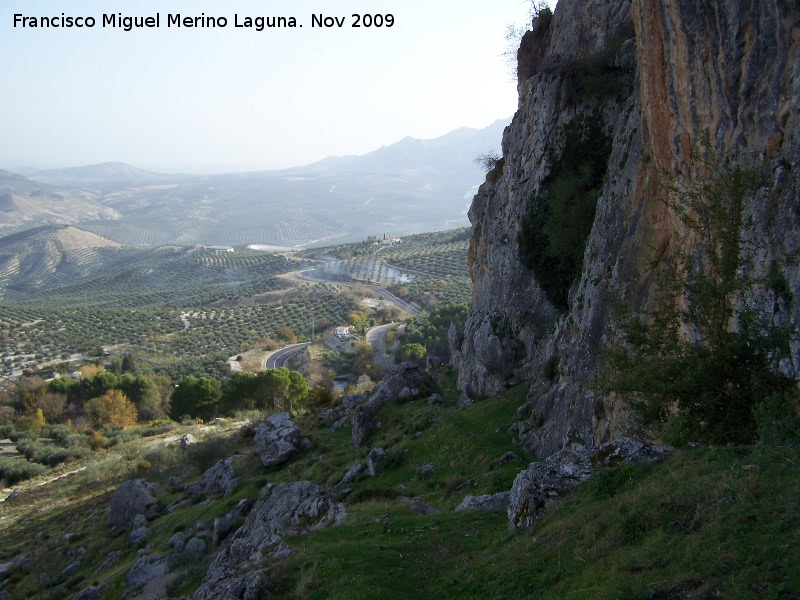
[
  {"left": 27, "top": 162, "right": 186, "bottom": 187},
  {"left": 2, "top": 121, "right": 505, "bottom": 249},
  {"left": 0, "top": 376, "right": 797, "bottom": 599},
  {"left": 0, "top": 170, "right": 119, "bottom": 234}
]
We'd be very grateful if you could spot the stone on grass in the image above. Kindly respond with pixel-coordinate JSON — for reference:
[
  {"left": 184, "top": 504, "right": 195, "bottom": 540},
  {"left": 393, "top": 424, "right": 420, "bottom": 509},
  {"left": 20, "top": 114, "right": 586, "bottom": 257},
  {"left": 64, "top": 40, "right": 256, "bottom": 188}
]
[
  {"left": 456, "top": 492, "right": 511, "bottom": 512},
  {"left": 108, "top": 480, "right": 163, "bottom": 528},
  {"left": 508, "top": 437, "right": 673, "bottom": 529},
  {"left": 254, "top": 412, "right": 308, "bottom": 467},
  {"left": 129, "top": 513, "right": 151, "bottom": 545},
  {"left": 126, "top": 555, "right": 169, "bottom": 588},
  {"left": 94, "top": 550, "right": 121, "bottom": 572},
  {"left": 352, "top": 362, "right": 441, "bottom": 448},
  {"left": 186, "top": 456, "right": 242, "bottom": 498},
  {"left": 337, "top": 461, "right": 362, "bottom": 487},
  {"left": 194, "top": 481, "right": 344, "bottom": 600},
  {"left": 72, "top": 587, "right": 101, "bottom": 600},
  {"left": 365, "top": 447, "right": 387, "bottom": 477}
]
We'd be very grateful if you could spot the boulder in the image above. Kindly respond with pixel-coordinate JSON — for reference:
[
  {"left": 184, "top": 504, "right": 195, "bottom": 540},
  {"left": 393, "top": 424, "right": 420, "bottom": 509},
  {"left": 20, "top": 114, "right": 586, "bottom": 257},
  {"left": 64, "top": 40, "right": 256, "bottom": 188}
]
[
  {"left": 183, "top": 537, "right": 207, "bottom": 561},
  {"left": 108, "top": 480, "right": 164, "bottom": 528},
  {"left": 489, "top": 451, "right": 523, "bottom": 469},
  {"left": 187, "top": 456, "right": 242, "bottom": 498},
  {"left": 126, "top": 555, "right": 169, "bottom": 588},
  {"left": 508, "top": 437, "right": 673, "bottom": 529},
  {"left": 326, "top": 393, "right": 367, "bottom": 432},
  {"left": 352, "top": 362, "right": 441, "bottom": 448},
  {"left": 72, "top": 587, "right": 101, "bottom": 600},
  {"left": 129, "top": 514, "right": 151, "bottom": 545},
  {"left": 427, "top": 393, "right": 444, "bottom": 405},
  {"left": 408, "top": 499, "right": 439, "bottom": 515},
  {"left": 94, "top": 550, "right": 121, "bottom": 572},
  {"left": 167, "top": 532, "right": 186, "bottom": 550},
  {"left": 254, "top": 413, "right": 308, "bottom": 467},
  {"left": 456, "top": 492, "right": 511, "bottom": 512},
  {"left": 365, "top": 447, "right": 387, "bottom": 477},
  {"left": 337, "top": 462, "right": 362, "bottom": 487},
  {"left": 213, "top": 515, "right": 235, "bottom": 545},
  {"left": 194, "top": 481, "right": 345, "bottom": 599},
  {"left": 180, "top": 434, "right": 197, "bottom": 449},
  {"left": 61, "top": 561, "right": 81, "bottom": 577}
]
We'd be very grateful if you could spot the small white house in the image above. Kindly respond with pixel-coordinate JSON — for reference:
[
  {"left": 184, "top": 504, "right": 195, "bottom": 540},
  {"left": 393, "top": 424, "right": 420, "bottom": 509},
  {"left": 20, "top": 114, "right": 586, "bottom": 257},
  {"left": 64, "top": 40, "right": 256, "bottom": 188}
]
[{"left": 334, "top": 326, "right": 351, "bottom": 341}]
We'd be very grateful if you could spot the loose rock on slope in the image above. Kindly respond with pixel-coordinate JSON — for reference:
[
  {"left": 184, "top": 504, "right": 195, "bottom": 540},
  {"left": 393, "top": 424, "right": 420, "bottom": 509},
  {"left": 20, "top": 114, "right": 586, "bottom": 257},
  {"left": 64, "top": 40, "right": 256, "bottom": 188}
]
[
  {"left": 254, "top": 412, "right": 308, "bottom": 467},
  {"left": 508, "top": 437, "right": 673, "bottom": 529},
  {"left": 194, "top": 481, "right": 345, "bottom": 600},
  {"left": 352, "top": 362, "right": 441, "bottom": 448}
]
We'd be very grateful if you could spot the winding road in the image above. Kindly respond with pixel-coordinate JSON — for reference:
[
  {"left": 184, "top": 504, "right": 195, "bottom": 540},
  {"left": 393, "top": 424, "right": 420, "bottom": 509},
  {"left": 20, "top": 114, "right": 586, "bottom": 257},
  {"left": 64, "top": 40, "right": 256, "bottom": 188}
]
[
  {"left": 299, "top": 269, "right": 421, "bottom": 316},
  {"left": 263, "top": 342, "right": 311, "bottom": 370}
]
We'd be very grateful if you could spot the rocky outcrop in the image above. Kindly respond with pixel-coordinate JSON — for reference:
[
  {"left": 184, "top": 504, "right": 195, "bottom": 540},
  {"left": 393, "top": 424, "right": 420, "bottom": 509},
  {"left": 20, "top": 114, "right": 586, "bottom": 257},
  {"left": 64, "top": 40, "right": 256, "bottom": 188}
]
[
  {"left": 352, "top": 362, "right": 441, "bottom": 448},
  {"left": 320, "top": 393, "right": 367, "bottom": 432},
  {"left": 129, "top": 514, "right": 151, "bottom": 545},
  {"left": 254, "top": 412, "right": 308, "bottom": 467},
  {"left": 194, "top": 481, "right": 345, "bottom": 599},
  {"left": 458, "top": 0, "right": 800, "bottom": 458},
  {"left": 127, "top": 554, "right": 169, "bottom": 588},
  {"left": 365, "top": 447, "right": 387, "bottom": 477},
  {"left": 508, "top": 437, "right": 673, "bottom": 528},
  {"left": 455, "top": 492, "right": 511, "bottom": 512},
  {"left": 187, "top": 456, "right": 242, "bottom": 498},
  {"left": 108, "top": 479, "right": 164, "bottom": 528}
]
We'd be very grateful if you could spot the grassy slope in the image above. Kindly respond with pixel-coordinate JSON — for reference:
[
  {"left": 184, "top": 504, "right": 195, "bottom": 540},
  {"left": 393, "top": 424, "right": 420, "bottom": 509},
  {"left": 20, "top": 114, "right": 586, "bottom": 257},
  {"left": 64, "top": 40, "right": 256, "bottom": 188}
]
[{"left": 1, "top": 373, "right": 798, "bottom": 599}]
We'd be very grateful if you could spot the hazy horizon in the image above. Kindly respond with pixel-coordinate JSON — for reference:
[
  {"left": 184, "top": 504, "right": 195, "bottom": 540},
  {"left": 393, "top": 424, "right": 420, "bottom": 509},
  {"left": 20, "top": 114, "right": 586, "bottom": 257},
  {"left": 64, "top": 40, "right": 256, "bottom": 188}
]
[
  {"left": 0, "top": 118, "right": 510, "bottom": 176},
  {"left": 1, "top": 0, "right": 555, "bottom": 174}
]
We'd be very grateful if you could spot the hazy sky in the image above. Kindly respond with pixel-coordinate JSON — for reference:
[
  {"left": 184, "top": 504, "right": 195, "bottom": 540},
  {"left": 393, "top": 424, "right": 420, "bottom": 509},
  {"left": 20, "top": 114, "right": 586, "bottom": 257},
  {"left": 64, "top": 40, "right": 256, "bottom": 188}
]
[{"left": 1, "top": 0, "right": 554, "bottom": 173}]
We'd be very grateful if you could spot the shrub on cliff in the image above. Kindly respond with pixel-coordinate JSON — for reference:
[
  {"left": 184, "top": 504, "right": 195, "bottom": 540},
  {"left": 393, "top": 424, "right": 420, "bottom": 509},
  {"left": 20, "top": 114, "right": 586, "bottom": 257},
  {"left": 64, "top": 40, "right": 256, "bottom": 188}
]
[
  {"left": 597, "top": 152, "right": 797, "bottom": 444},
  {"left": 519, "top": 113, "right": 612, "bottom": 310}
]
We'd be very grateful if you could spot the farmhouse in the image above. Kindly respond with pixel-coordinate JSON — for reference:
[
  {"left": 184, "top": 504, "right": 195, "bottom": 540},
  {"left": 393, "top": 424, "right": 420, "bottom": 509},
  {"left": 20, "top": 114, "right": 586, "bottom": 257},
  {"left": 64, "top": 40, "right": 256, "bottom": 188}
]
[{"left": 334, "top": 326, "right": 351, "bottom": 341}]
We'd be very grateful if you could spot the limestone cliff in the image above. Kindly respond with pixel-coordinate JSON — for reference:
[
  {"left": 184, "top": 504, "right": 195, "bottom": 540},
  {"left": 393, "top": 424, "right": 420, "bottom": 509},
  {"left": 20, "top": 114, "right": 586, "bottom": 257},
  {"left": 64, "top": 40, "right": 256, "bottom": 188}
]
[{"left": 458, "top": 0, "right": 800, "bottom": 457}]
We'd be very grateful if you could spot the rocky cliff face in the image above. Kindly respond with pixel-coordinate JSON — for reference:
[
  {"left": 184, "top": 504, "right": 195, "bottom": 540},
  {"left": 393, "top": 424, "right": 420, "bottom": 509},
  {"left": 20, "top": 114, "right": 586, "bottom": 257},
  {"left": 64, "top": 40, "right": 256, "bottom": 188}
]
[{"left": 458, "top": 0, "right": 800, "bottom": 457}]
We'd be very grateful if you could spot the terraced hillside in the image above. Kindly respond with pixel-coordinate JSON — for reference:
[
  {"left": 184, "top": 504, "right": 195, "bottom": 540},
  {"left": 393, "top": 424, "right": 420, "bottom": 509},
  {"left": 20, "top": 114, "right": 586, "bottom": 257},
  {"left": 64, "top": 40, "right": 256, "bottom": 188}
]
[
  {"left": 0, "top": 171, "right": 120, "bottom": 235},
  {"left": 314, "top": 228, "right": 473, "bottom": 308}
]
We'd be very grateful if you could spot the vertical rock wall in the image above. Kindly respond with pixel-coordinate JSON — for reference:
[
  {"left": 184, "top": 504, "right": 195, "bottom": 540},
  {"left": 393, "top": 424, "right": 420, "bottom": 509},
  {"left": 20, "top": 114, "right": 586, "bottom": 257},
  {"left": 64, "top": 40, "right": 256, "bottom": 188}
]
[{"left": 458, "top": 0, "right": 800, "bottom": 457}]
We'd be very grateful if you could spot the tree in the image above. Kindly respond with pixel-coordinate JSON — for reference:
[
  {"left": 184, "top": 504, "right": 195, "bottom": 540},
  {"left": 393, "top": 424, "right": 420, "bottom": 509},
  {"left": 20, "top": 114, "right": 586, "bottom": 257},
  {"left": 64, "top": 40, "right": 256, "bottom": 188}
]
[
  {"left": 256, "top": 369, "right": 292, "bottom": 412},
  {"left": 347, "top": 310, "right": 368, "bottom": 333},
  {"left": 475, "top": 151, "right": 502, "bottom": 173},
  {"left": 275, "top": 326, "right": 297, "bottom": 344},
  {"left": 287, "top": 370, "right": 310, "bottom": 411},
  {"left": 34, "top": 393, "right": 67, "bottom": 424},
  {"left": 85, "top": 390, "right": 138, "bottom": 429},
  {"left": 396, "top": 343, "right": 427, "bottom": 364},
  {"left": 170, "top": 376, "right": 222, "bottom": 422},
  {"left": 220, "top": 372, "right": 259, "bottom": 413}
]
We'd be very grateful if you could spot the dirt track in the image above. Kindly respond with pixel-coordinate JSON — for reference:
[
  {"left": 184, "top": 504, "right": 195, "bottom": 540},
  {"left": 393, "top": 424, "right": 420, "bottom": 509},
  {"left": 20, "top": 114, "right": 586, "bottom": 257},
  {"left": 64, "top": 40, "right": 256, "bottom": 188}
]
[{"left": 0, "top": 439, "right": 20, "bottom": 459}]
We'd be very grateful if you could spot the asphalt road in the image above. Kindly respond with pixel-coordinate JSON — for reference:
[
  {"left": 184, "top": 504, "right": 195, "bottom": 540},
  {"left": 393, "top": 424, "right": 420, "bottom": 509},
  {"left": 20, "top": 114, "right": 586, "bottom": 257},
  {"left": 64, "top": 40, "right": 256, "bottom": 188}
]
[
  {"left": 366, "top": 323, "right": 395, "bottom": 370},
  {"left": 263, "top": 342, "right": 311, "bottom": 370},
  {"left": 299, "top": 269, "right": 421, "bottom": 316}
]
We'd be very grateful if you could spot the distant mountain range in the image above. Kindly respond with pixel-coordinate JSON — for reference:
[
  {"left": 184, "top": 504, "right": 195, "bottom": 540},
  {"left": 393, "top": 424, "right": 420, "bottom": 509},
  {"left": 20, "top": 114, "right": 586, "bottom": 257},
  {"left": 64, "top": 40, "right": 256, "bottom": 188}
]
[{"left": 0, "top": 119, "right": 507, "bottom": 248}]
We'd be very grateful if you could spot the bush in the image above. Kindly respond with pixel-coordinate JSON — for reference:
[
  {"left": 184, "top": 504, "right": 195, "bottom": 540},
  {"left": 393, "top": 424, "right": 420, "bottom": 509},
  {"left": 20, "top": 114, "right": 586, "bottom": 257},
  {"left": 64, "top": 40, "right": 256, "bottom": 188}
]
[
  {"left": 597, "top": 152, "right": 793, "bottom": 444},
  {"left": 754, "top": 392, "right": 800, "bottom": 444},
  {"left": 15, "top": 438, "right": 90, "bottom": 466},
  {"left": 0, "top": 456, "right": 47, "bottom": 485},
  {"left": 519, "top": 114, "right": 612, "bottom": 310}
]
